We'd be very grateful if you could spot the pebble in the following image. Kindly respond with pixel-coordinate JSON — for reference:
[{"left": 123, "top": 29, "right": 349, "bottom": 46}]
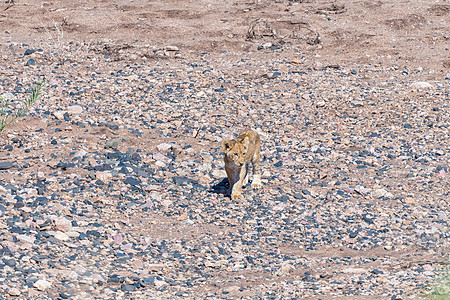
[
  {"left": 0, "top": 162, "right": 13, "bottom": 170},
  {"left": 33, "top": 279, "right": 51, "bottom": 291},
  {"left": 410, "top": 81, "right": 433, "bottom": 89},
  {"left": 52, "top": 231, "right": 70, "bottom": 241},
  {"left": 8, "top": 288, "right": 20, "bottom": 296},
  {"left": 106, "top": 139, "right": 120, "bottom": 149},
  {"left": 67, "top": 105, "right": 83, "bottom": 114}
]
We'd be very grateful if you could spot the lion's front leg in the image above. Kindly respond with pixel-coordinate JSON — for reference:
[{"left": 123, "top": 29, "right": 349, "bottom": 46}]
[{"left": 231, "top": 166, "right": 246, "bottom": 200}]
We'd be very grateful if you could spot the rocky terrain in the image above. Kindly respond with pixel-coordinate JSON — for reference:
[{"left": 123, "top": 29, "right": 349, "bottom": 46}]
[{"left": 0, "top": 0, "right": 448, "bottom": 299}]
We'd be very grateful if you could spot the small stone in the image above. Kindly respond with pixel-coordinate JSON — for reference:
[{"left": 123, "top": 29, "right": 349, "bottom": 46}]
[
  {"left": 276, "top": 263, "right": 293, "bottom": 276},
  {"left": 53, "top": 111, "right": 66, "bottom": 120},
  {"left": 24, "top": 49, "right": 36, "bottom": 55},
  {"left": 0, "top": 162, "right": 13, "bottom": 170},
  {"left": 148, "top": 264, "right": 164, "bottom": 272},
  {"left": 313, "top": 61, "right": 323, "bottom": 70},
  {"left": 164, "top": 46, "right": 179, "bottom": 51},
  {"left": 372, "top": 188, "right": 393, "bottom": 198},
  {"left": 121, "top": 284, "right": 137, "bottom": 292},
  {"left": 74, "top": 149, "right": 88, "bottom": 159},
  {"left": 355, "top": 185, "right": 370, "bottom": 194},
  {"left": 96, "top": 171, "right": 113, "bottom": 182},
  {"left": 342, "top": 268, "right": 367, "bottom": 274},
  {"left": 26, "top": 58, "right": 35, "bottom": 66},
  {"left": 53, "top": 231, "right": 70, "bottom": 241},
  {"left": 67, "top": 105, "right": 83, "bottom": 114},
  {"left": 316, "top": 101, "right": 326, "bottom": 107},
  {"left": 65, "top": 231, "right": 80, "bottom": 238},
  {"left": 410, "top": 82, "right": 433, "bottom": 90},
  {"left": 161, "top": 199, "right": 173, "bottom": 208},
  {"left": 106, "top": 139, "right": 120, "bottom": 149},
  {"left": 8, "top": 288, "right": 20, "bottom": 296},
  {"left": 3, "top": 258, "right": 16, "bottom": 267},
  {"left": 422, "top": 264, "right": 433, "bottom": 272},
  {"left": 54, "top": 217, "right": 72, "bottom": 232},
  {"left": 124, "top": 177, "right": 141, "bottom": 186},
  {"left": 156, "top": 143, "right": 174, "bottom": 152},
  {"left": 33, "top": 279, "right": 51, "bottom": 291}
]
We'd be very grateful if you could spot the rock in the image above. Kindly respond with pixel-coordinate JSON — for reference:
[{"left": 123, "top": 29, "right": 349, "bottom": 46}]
[
  {"left": 54, "top": 217, "right": 72, "bottom": 232},
  {"left": 74, "top": 149, "right": 88, "bottom": 159},
  {"left": 33, "top": 279, "right": 51, "bottom": 291},
  {"left": 355, "top": 185, "right": 371, "bottom": 194},
  {"left": 96, "top": 171, "right": 113, "bottom": 182},
  {"left": 106, "top": 139, "right": 120, "bottom": 149},
  {"left": 52, "top": 231, "right": 70, "bottom": 241},
  {"left": 153, "top": 153, "right": 171, "bottom": 163},
  {"left": 316, "top": 101, "right": 326, "bottom": 107},
  {"left": 276, "top": 263, "right": 293, "bottom": 276},
  {"left": 410, "top": 82, "right": 433, "bottom": 90},
  {"left": 164, "top": 46, "right": 179, "bottom": 51},
  {"left": 156, "top": 143, "right": 174, "bottom": 152},
  {"left": 121, "top": 284, "right": 136, "bottom": 292},
  {"left": 1, "top": 92, "right": 15, "bottom": 100},
  {"left": 342, "top": 268, "right": 367, "bottom": 274},
  {"left": 0, "top": 162, "right": 13, "bottom": 170},
  {"left": 8, "top": 288, "right": 20, "bottom": 296},
  {"left": 3, "top": 258, "right": 16, "bottom": 267},
  {"left": 313, "top": 61, "right": 323, "bottom": 70},
  {"left": 148, "top": 263, "right": 165, "bottom": 272},
  {"left": 67, "top": 105, "right": 83, "bottom": 114},
  {"left": 53, "top": 111, "right": 66, "bottom": 120},
  {"left": 124, "top": 177, "right": 141, "bottom": 186},
  {"left": 26, "top": 58, "right": 35, "bottom": 66},
  {"left": 372, "top": 188, "right": 393, "bottom": 198}
]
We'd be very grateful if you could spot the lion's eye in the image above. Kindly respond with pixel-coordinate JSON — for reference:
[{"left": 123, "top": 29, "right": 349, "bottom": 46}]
[
  {"left": 234, "top": 153, "right": 238, "bottom": 157},
  {"left": 243, "top": 152, "right": 246, "bottom": 156}
]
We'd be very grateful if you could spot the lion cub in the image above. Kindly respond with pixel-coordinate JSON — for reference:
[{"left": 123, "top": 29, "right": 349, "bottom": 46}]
[{"left": 221, "top": 129, "right": 262, "bottom": 200}]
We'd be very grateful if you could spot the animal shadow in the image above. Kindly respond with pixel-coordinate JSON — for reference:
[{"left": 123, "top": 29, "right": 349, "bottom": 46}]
[{"left": 209, "top": 178, "right": 229, "bottom": 196}]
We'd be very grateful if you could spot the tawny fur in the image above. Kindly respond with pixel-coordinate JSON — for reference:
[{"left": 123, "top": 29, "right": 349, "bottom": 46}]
[{"left": 221, "top": 129, "right": 262, "bottom": 200}]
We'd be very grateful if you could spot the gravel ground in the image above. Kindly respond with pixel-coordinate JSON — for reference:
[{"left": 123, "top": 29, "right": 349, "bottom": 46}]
[{"left": 0, "top": 43, "right": 448, "bottom": 299}]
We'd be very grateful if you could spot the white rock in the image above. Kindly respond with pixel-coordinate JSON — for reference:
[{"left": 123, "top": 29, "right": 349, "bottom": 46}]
[
  {"left": 153, "top": 153, "right": 171, "bottom": 163},
  {"left": 67, "top": 105, "right": 83, "bottom": 114},
  {"left": 316, "top": 101, "right": 326, "bottom": 107},
  {"left": 53, "top": 231, "right": 70, "bottom": 241},
  {"left": 155, "top": 161, "right": 166, "bottom": 168},
  {"left": 161, "top": 199, "right": 173, "bottom": 208},
  {"left": 156, "top": 143, "right": 174, "bottom": 152},
  {"left": 74, "top": 149, "right": 88, "bottom": 159},
  {"left": 8, "top": 288, "right": 20, "bottom": 296},
  {"left": 33, "top": 279, "right": 51, "bottom": 291},
  {"left": 342, "top": 268, "right": 367, "bottom": 274},
  {"left": 54, "top": 217, "right": 72, "bottom": 232},
  {"left": 53, "top": 111, "right": 66, "bottom": 120},
  {"left": 60, "top": 137, "right": 72, "bottom": 143},
  {"left": 355, "top": 185, "right": 371, "bottom": 194},
  {"left": 65, "top": 231, "right": 80, "bottom": 238},
  {"left": 372, "top": 188, "right": 393, "bottom": 198},
  {"left": 154, "top": 279, "right": 165, "bottom": 288},
  {"left": 276, "top": 263, "right": 293, "bottom": 275},
  {"left": 410, "top": 81, "right": 433, "bottom": 90},
  {"left": 164, "top": 46, "right": 179, "bottom": 51},
  {"left": 0, "top": 92, "right": 14, "bottom": 100},
  {"left": 16, "top": 234, "right": 36, "bottom": 244},
  {"left": 96, "top": 171, "right": 112, "bottom": 182}
]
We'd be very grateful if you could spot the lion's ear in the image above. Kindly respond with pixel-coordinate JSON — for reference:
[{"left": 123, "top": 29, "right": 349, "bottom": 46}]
[
  {"left": 222, "top": 140, "right": 231, "bottom": 151},
  {"left": 243, "top": 136, "right": 250, "bottom": 149}
]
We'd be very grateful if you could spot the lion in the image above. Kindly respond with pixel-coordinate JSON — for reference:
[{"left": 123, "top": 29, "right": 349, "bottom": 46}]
[{"left": 221, "top": 129, "right": 262, "bottom": 200}]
